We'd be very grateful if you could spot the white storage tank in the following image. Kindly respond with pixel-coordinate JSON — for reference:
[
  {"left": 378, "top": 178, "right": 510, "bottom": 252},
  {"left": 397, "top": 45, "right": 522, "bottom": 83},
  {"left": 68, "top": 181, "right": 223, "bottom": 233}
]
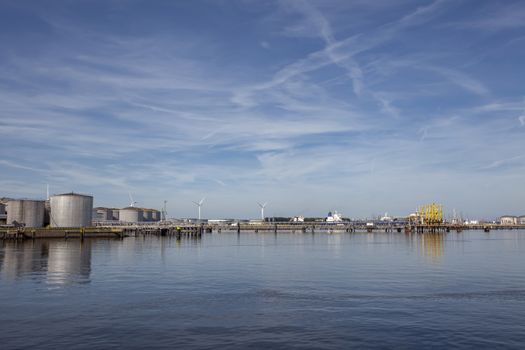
[
  {"left": 93, "top": 207, "right": 112, "bottom": 221},
  {"left": 151, "top": 210, "right": 161, "bottom": 222},
  {"left": 50, "top": 193, "right": 93, "bottom": 228},
  {"left": 142, "top": 209, "right": 153, "bottom": 222},
  {"left": 119, "top": 207, "right": 143, "bottom": 223},
  {"left": 7, "top": 199, "right": 46, "bottom": 227},
  {"left": 44, "top": 200, "right": 51, "bottom": 226},
  {"left": 500, "top": 216, "right": 517, "bottom": 225}
]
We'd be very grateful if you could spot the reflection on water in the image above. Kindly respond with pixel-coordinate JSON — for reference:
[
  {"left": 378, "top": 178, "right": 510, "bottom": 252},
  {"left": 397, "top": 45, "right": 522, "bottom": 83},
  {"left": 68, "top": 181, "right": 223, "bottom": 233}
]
[
  {"left": 401, "top": 232, "right": 447, "bottom": 263},
  {"left": 1, "top": 231, "right": 525, "bottom": 349},
  {"left": 0, "top": 241, "right": 48, "bottom": 280},
  {"left": 420, "top": 233, "right": 445, "bottom": 262},
  {"left": 0, "top": 239, "right": 92, "bottom": 285}
]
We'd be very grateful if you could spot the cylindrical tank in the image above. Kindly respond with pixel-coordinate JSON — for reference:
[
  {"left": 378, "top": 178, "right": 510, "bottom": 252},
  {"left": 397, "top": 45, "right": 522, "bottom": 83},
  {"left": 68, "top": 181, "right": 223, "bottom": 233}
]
[
  {"left": 44, "top": 200, "right": 50, "bottom": 226},
  {"left": 112, "top": 209, "right": 119, "bottom": 221},
  {"left": 0, "top": 203, "right": 5, "bottom": 214},
  {"left": 151, "top": 210, "right": 161, "bottom": 221},
  {"left": 142, "top": 209, "right": 153, "bottom": 222},
  {"left": 50, "top": 193, "right": 93, "bottom": 228},
  {"left": 119, "top": 207, "right": 143, "bottom": 223},
  {"left": 7, "top": 199, "right": 46, "bottom": 227},
  {"left": 94, "top": 207, "right": 112, "bottom": 221}
]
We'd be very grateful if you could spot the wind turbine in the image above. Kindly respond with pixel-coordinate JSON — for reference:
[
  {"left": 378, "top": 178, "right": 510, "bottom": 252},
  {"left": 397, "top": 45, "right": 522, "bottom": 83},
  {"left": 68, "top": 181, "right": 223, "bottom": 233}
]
[
  {"left": 129, "top": 192, "right": 137, "bottom": 207},
  {"left": 192, "top": 197, "right": 205, "bottom": 220},
  {"left": 257, "top": 202, "right": 267, "bottom": 221}
]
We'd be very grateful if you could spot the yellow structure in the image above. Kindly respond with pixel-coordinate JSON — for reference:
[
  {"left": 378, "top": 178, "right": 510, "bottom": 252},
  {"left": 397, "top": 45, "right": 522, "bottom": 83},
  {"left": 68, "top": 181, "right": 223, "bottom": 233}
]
[{"left": 416, "top": 203, "right": 444, "bottom": 225}]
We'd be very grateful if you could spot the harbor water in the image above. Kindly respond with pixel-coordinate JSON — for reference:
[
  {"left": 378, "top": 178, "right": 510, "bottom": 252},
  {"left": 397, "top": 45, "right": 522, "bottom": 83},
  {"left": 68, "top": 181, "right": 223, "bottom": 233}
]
[{"left": 1, "top": 230, "right": 524, "bottom": 349}]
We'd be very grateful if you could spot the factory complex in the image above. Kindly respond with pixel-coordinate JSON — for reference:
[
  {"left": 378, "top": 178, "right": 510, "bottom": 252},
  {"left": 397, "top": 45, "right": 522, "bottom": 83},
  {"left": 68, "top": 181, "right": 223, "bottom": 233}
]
[
  {"left": 0, "top": 194, "right": 524, "bottom": 230},
  {"left": 0, "top": 193, "right": 161, "bottom": 228}
]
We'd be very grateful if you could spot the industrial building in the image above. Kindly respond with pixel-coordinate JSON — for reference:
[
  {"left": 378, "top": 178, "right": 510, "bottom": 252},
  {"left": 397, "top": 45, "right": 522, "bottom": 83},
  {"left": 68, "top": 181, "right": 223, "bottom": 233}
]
[
  {"left": 6, "top": 199, "right": 46, "bottom": 228},
  {"left": 92, "top": 208, "right": 120, "bottom": 221},
  {"left": 119, "top": 207, "right": 143, "bottom": 223},
  {"left": 91, "top": 206, "right": 160, "bottom": 224},
  {"left": 118, "top": 207, "right": 161, "bottom": 223},
  {"left": 92, "top": 207, "right": 115, "bottom": 222},
  {"left": 44, "top": 200, "right": 51, "bottom": 227},
  {"left": 152, "top": 210, "right": 161, "bottom": 221},
  {"left": 142, "top": 209, "right": 153, "bottom": 222},
  {"left": 500, "top": 215, "right": 518, "bottom": 225},
  {"left": 1, "top": 192, "right": 163, "bottom": 227},
  {"left": 49, "top": 193, "right": 93, "bottom": 228},
  {"left": 0, "top": 202, "right": 7, "bottom": 224}
]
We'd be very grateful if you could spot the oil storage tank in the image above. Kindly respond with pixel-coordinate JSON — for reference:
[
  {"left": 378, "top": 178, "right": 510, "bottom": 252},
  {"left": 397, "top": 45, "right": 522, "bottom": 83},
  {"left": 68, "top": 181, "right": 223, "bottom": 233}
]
[
  {"left": 119, "top": 207, "right": 143, "bottom": 223},
  {"left": 92, "top": 207, "right": 112, "bottom": 221},
  {"left": 44, "top": 200, "right": 51, "bottom": 227},
  {"left": 151, "top": 210, "right": 161, "bottom": 222},
  {"left": 7, "top": 199, "right": 46, "bottom": 227},
  {"left": 142, "top": 209, "right": 153, "bottom": 222},
  {"left": 50, "top": 193, "right": 93, "bottom": 228}
]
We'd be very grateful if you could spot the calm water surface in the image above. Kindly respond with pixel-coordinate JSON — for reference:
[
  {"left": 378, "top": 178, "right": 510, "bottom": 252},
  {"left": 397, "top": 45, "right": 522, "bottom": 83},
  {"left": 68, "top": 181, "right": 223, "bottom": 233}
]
[{"left": 1, "top": 230, "right": 525, "bottom": 349}]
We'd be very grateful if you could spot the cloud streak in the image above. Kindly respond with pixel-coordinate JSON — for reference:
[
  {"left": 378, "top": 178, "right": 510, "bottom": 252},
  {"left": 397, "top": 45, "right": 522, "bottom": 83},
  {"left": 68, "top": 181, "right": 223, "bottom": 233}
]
[{"left": 0, "top": 0, "right": 524, "bottom": 218}]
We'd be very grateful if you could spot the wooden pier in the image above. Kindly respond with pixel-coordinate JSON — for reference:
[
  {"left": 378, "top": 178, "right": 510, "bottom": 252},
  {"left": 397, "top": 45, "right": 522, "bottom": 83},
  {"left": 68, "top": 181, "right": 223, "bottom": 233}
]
[
  {"left": 211, "top": 222, "right": 525, "bottom": 234},
  {"left": 1, "top": 222, "right": 523, "bottom": 241},
  {"left": 0, "top": 227, "right": 126, "bottom": 240},
  {"left": 0, "top": 224, "right": 205, "bottom": 240}
]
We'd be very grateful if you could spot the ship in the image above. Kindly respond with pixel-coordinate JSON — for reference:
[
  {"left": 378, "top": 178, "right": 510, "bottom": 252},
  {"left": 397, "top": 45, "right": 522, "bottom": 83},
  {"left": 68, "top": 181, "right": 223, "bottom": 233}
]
[{"left": 326, "top": 211, "right": 343, "bottom": 223}]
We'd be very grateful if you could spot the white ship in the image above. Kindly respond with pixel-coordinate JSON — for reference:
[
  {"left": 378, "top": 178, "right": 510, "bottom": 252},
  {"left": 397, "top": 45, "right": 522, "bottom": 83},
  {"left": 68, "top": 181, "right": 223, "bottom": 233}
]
[
  {"left": 380, "top": 212, "right": 393, "bottom": 222},
  {"left": 291, "top": 216, "right": 305, "bottom": 222},
  {"left": 326, "top": 211, "right": 343, "bottom": 223}
]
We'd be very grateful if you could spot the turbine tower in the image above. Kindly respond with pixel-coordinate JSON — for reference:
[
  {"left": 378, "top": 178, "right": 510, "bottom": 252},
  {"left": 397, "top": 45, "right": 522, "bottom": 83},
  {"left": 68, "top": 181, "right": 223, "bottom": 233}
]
[
  {"left": 192, "top": 197, "right": 205, "bottom": 220},
  {"left": 257, "top": 202, "right": 267, "bottom": 221}
]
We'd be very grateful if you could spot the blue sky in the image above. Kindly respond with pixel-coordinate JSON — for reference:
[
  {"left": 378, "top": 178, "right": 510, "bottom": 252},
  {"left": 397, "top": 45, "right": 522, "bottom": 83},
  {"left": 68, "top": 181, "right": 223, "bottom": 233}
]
[{"left": 1, "top": 0, "right": 524, "bottom": 219}]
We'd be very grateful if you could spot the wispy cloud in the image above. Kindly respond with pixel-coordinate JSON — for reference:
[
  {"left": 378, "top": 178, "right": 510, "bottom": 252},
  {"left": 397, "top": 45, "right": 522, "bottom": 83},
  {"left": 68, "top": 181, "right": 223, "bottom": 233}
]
[
  {"left": 451, "top": 2, "right": 525, "bottom": 30},
  {"left": 0, "top": 0, "right": 524, "bottom": 218}
]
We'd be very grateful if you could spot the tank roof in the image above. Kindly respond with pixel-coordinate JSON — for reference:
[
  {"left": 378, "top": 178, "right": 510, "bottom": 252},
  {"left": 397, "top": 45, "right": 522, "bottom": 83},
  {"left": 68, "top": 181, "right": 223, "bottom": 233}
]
[
  {"left": 121, "top": 206, "right": 143, "bottom": 211},
  {"left": 53, "top": 192, "right": 93, "bottom": 198}
]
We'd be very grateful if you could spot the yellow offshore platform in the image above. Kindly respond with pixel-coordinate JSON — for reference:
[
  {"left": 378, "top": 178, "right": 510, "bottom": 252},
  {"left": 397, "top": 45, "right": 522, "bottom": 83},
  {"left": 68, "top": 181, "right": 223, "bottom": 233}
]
[{"left": 416, "top": 203, "right": 444, "bottom": 225}]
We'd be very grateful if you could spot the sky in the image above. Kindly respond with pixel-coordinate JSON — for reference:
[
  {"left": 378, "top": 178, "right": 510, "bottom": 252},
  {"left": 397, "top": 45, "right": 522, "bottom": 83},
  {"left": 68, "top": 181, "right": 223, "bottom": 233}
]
[{"left": 0, "top": 0, "right": 524, "bottom": 220}]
